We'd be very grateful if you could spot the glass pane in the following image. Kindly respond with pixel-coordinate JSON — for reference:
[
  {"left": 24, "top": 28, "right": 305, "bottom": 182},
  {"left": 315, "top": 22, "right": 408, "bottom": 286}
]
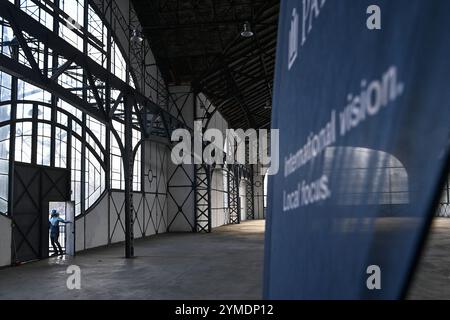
[
  {"left": 59, "top": 99, "right": 82, "bottom": 120},
  {"left": 110, "top": 121, "right": 124, "bottom": 190},
  {"left": 57, "top": 111, "right": 68, "bottom": 126},
  {"left": 71, "top": 136, "right": 82, "bottom": 216},
  {"left": 132, "top": 129, "right": 141, "bottom": 191},
  {"left": 85, "top": 149, "right": 105, "bottom": 208},
  {"left": 15, "top": 122, "right": 32, "bottom": 163},
  {"left": 0, "top": 125, "right": 9, "bottom": 215},
  {"left": 59, "top": 0, "right": 84, "bottom": 52},
  {"left": 55, "top": 127, "right": 67, "bottom": 168},
  {"left": 37, "top": 105, "right": 52, "bottom": 121},
  {"left": 16, "top": 103, "right": 33, "bottom": 119},
  {"left": 0, "top": 104, "right": 11, "bottom": 122},
  {"left": 20, "top": 0, "right": 53, "bottom": 31},
  {"left": 17, "top": 79, "right": 51, "bottom": 103},
  {"left": 36, "top": 122, "right": 51, "bottom": 166},
  {"left": 0, "top": 72, "right": 11, "bottom": 102}
]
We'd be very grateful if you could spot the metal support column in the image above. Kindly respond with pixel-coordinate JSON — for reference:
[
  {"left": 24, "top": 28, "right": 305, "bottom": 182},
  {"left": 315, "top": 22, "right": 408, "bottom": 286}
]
[
  {"left": 124, "top": 93, "right": 134, "bottom": 258},
  {"left": 194, "top": 164, "right": 212, "bottom": 232},
  {"left": 246, "top": 165, "right": 255, "bottom": 220},
  {"left": 193, "top": 93, "right": 212, "bottom": 232},
  {"left": 228, "top": 164, "right": 241, "bottom": 224}
]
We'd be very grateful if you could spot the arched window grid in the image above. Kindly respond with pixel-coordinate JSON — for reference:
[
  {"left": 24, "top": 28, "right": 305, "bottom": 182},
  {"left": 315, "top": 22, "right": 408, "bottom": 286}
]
[{"left": 0, "top": 0, "right": 157, "bottom": 218}]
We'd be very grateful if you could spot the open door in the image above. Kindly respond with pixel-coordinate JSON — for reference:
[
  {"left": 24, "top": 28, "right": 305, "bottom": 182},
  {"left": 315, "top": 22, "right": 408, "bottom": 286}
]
[
  {"left": 48, "top": 201, "right": 75, "bottom": 256},
  {"left": 65, "top": 201, "right": 75, "bottom": 256}
]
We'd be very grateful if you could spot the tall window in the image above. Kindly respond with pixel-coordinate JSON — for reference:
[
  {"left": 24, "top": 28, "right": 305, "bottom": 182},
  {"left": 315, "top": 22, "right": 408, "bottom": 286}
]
[
  {"left": 133, "top": 129, "right": 141, "bottom": 191},
  {"left": 0, "top": 125, "right": 10, "bottom": 214},
  {"left": 59, "top": 0, "right": 84, "bottom": 51},
  {"left": 55, "top": 128, "right": 68, "bottom": 168},
  {"left": 85, "top": 149, "right": 104, "bottom": 208},
  {"left": 36, "top": 122, "right": 51, "bottom": 166},
  {"left": 112, "top": 40, "right": 127, "bottom": 82},
  {"left": 87, "top": 4, "right": 107, "bottom": 68},
  {"left": 71, "top": 136, "right": 82, "bottom": 215},
  {"left": 0, "top": 72, "right": 11, "bottom": 102},
  {"left": 111, "top": 120, "right": 124, "bottom": 189},
  {"left": 86, "top": 115, "right": 105, "bottom": 159},
  {"left": 0, "top": 0, "right": 147, "bottom": 219},
  {"left": 0, "top": 18, "right": 14, "bottom": 59},
  {"left": 19, "top": 0, "right": 54, "bottom": 31},
  {"left": 15, "top": 121, "right": 33, "bottom": 164}
]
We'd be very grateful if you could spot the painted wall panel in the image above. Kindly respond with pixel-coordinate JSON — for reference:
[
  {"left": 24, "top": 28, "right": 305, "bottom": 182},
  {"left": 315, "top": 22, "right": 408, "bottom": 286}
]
[
  {"left": 0, "top": 215, "right": 11, "bottom": 267},
  {"left": 109, "top": 192, "right": 125, "bottom": 243},
  {"left": 85, "top": 195, "right": 109, "bottom": 249},
  {"left": 205, "top": 100, "right": 231, "bottom": 229},
  {"left": 75, "top": 216, "right": 85, "bottom": 252},
  {"left": 240, "top": 180, "right": 247, "bottom": 222},
  {"left": 144, "top": 193, "right": 158, "bottom": 236},
  {"left": 167, "top": 87, "right": 195, "bottom": 232},
  {"left": 133, "top": 193, "right": 145, "bottom": 238}
]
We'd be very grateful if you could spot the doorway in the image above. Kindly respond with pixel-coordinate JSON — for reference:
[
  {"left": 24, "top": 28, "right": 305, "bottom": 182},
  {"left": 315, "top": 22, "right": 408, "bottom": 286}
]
[
  {"left": 48, "top": 201, "right": 75, "bottom": 256},
  {"left": 11, "top": 163, "right": 70, "bottom": 263}
]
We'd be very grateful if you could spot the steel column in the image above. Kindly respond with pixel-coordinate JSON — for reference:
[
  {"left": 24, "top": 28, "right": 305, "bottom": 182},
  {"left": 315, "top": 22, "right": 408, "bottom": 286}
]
[{"left": 124, "top": 93, "right": 134, "bottom": 258}]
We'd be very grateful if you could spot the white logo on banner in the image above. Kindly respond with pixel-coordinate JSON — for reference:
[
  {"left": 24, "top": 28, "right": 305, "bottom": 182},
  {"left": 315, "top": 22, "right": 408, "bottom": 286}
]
[{"left": 288, "top": 8, "right": 299, "bottom": 70}]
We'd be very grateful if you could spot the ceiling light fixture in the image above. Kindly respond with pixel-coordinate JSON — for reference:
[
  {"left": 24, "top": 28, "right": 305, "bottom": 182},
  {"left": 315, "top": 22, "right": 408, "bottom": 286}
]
[
  {"left": 130, "top": 29, "right": 143, "bottom": 44},
  {"left": 240, "top": 21, "right": 254, "bottom": 38}
]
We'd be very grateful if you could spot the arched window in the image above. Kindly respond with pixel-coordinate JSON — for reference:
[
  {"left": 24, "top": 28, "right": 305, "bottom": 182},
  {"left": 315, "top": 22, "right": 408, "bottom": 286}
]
[{"left": 0, "top": 0, "right": 144, "bottom": 218}]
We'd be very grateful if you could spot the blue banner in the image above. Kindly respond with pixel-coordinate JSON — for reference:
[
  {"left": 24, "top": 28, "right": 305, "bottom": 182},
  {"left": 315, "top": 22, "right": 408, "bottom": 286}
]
[{"left": 265, "top": 0, "right": 450, "bottom": 299}]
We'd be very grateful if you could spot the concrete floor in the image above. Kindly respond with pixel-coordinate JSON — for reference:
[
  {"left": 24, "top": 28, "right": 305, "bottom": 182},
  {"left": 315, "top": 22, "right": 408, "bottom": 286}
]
[
  {"left": 408, "top": 218, "right": 450, "bottom": 299},
  {"left": 0, "top": 220, "right": 265, "bottom": 300},
  {"left": 2, "top": 217, "right": 449, "bottom": 300}
]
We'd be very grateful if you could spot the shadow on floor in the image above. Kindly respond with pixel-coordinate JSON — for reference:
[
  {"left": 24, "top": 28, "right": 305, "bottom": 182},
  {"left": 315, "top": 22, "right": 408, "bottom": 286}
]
[
  {"left": 408, "top": 218, "right": 450, "bottom": 299},
  {"left": 0, "top": 220, "right": 265, "bottom": 300}
]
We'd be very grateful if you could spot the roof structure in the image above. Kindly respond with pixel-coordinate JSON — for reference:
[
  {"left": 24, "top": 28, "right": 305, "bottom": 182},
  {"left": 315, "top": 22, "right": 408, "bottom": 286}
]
[{"left": 132, "top": 0, "right": 279, "bottom": 129}]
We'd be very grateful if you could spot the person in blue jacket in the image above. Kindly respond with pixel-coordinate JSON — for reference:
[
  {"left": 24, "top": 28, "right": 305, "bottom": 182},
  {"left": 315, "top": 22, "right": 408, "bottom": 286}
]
[{"left": 48, "top": 209, "right": 71, "bottom": 256}]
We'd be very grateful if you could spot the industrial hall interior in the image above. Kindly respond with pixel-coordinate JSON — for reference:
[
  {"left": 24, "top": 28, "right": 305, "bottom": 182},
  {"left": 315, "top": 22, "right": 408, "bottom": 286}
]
[
  {"left": 0, "top": 0, "right": 273, "bottom": 300},
  {"left": 0, "top": 0, "right": 450, "bottom": 301}
]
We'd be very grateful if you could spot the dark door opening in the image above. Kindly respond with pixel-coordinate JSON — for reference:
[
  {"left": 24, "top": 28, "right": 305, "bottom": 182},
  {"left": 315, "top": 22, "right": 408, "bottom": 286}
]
[{"left": 11, "top": 163, "right": 70, "bottom": 263}]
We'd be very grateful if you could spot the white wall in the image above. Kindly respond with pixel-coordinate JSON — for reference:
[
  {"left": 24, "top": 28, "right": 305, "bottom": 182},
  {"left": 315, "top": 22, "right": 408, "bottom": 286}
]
[
  {"left": 203, "top": 97, "right": 233, "bottom": 229},
  {"left": 167, "top": 86, "right": 195, "bottom": 232},
  {"left": 253, "top": 173, "right": 265, "bottom": 219},
  {"left": 253, "top": 165, "right": 266, "bottom": 220},
  {"left": 211, "top": 168, "right": 229, "bottom": 228},
  {"left": 75, "top": 215, "right": 85, "bottom": 252},
  {"left": 0, "top": 215, "right": 11, "bottom": 267},
  {"left": 143, "top": 141, "right": 169, "bottom": 235},
  {"left": 85, "top": 193, "right": 109, "bottom": 249},
  {"left": 75, "top": 140, "right": 170, "bottom": 252},
  {"left": 240, "top": 179, "right": 247, "bottom": 222},
  {"left": 75, "top": 197, "right": 106, "bottom": 252}
]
